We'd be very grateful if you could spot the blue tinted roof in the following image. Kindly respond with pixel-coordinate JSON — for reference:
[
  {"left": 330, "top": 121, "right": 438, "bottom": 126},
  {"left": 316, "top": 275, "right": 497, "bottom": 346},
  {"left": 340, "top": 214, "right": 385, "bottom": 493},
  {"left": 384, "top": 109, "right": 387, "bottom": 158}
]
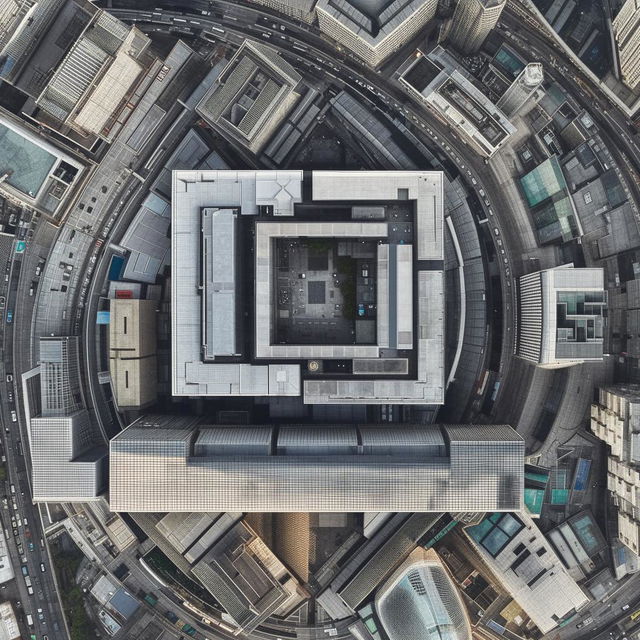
[{"left": 108, "top": 589, "right": 139, "bottom": 619}]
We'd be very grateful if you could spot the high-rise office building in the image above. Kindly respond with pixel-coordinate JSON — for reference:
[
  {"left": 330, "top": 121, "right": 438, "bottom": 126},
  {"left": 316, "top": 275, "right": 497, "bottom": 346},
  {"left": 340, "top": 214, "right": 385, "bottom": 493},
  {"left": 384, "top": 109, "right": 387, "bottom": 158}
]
[
  {"left": 191, "top": 521, "right": 306, "bottom": 634},
  {"left": 447, "top": 0, "right": 506, "bottom": 55},
  {"left": 30, "top": 411, "right": 107, "bottom": 502},
  {"left": 497, "top": 62, "right": 544, "bottom": 117},
  {"left": 247, "top": 0, "right": 317, "bottom": 23},
  {"left": 39, "top": 336, "right": 82, "bottom": 416},
  {"left": 375, "top": 548, "right": 472, "bottom": 640},
  {"left": 29, "top": 337, "right": 107, "bottom": 502},
  {"left": 109, "top": 418, "right": 524, "bottom": 512},
  {"left": 196, "top": 41, "right": 303, "bottom": 154},
  {"left": 613, "top": 0, "right": 640, "bottom": 90},
  {"left": 516, "top": 266, "right": 606, "bottom": 367},
  {"left": 591, "top": 385, "right": 640, "bottom": 555},
  {"left": 316, "top": 0, "right": 438, "bottom": 67}
]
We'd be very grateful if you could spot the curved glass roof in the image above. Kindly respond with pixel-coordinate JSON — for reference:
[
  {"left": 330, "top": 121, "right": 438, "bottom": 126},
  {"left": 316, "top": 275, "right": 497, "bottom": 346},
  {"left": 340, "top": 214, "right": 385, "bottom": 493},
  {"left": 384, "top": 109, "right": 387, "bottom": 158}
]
[{"left": 377, "top": 563, "right": 470, "bottom": 640}]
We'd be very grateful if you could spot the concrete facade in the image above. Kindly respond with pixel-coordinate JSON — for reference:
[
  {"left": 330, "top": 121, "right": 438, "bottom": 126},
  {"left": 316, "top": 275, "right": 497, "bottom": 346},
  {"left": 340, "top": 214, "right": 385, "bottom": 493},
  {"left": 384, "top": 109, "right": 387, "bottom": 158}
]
[
  {"left": 592, "top": 385, "right": 640, "bottom": 555},
  {"left": 109, "top": 299, "right": 157, "bottom": 409},
  {"left": 316, "top": 0, "right": 438, "bottom": 67},
  {"left": 516, "top": 266, "right": 606, "bottom": 367},
  {"left": 447, "top": 0, "right": 506, "bottom": 55}
]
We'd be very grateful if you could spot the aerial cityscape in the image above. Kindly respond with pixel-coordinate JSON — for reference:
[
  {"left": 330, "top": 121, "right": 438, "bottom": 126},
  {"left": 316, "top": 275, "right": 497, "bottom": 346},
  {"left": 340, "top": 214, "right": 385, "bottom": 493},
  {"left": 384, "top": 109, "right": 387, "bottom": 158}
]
[{"left": 0, "top": 0, "right": 640, "bottom": 639}]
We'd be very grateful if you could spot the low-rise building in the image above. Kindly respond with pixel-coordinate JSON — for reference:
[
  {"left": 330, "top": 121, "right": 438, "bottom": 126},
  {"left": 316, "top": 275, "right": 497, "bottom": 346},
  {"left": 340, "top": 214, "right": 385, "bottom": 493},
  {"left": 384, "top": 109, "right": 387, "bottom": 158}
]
[
  {"left": 191, "top": 521, "right": 306, "bottom": 635},
  {"left": 375, "top": 547, "right": 472, "bottom": 640},
  {"left": 0, "top": 110, "right": 85, "bottom": 220},
  {"left": 464, "top": 511, "right": 590, "bottom": 634},
  {"left": 0, "top": 532, "right": 14, "bottom": 587},
  {"left": 0, "top": 0, "right": 152, "bottom": 148},
  {"left": 171, "top": 169, "right": 445, "bottom": 405},
  {"left": 0, "top": 601, "right": 20, "bottom": 640},
  {"left": 519, "top": 156, "right": 581, "bottom": 245},
  {"left": 547, "top": 510, "right": 608, "bottom": 580},
  {"left": 516, "top": 266, "right": 606, "bottom": 367}
]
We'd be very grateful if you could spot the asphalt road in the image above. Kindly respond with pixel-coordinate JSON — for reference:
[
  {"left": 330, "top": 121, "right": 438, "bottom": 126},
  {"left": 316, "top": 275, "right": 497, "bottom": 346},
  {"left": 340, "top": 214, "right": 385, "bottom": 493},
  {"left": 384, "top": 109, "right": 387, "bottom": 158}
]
[
  {"left": 9, "top": 1, "right": 639, "bottom": 638},
  {"left": 0, "top": 223, "right": 68, "bottom": 640}
]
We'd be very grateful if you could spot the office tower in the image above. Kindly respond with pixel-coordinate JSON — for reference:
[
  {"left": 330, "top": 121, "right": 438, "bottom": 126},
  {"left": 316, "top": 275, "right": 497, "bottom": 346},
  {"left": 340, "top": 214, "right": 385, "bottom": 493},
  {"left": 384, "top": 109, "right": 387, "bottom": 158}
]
[
  {"left": 247, "top": 0, "right": 317, "bottom": 23},
  {"left": 375, "top": 548, "right": 472, "bottom": 640},
  {"left": 400, "top": 45, "right": 516, "bottom": 157},
  {"left": 316, "top": 0, "right": 439, "bottom": 67},
  {"left": 196, "top": 41, "right": 303, "bottom": 154},
  {"left": 109, "top": 298, "right": 157, "bottom": 409},
  {"left": 465, "top": 511, "right": 590, "bottom": 633},
  {"left": 109, "top": 419, "right": 524, "bottom": 512},
  {"left": 30, "top": 337, "right": 107, "bottom": 502},
  {"left": 516, "top": 266, "right": 606, "bottom": 367},
  {"left": 39, "top": 335, "right": 82, "bottom": 416},
  {"left": 613, "top": 0, "right": 640, "bottom": 90},
  {"left": 497, "top": 62, "right": 544, "bottom": 117},
  {"left": 447, "top": 0, "right": 506, "bottom": 55},
  {"left": 191, "top": 521, "right": 306, "bottom": 634},
  {"left": 592, "top": 385, "right": 640, "bottom": 555}
]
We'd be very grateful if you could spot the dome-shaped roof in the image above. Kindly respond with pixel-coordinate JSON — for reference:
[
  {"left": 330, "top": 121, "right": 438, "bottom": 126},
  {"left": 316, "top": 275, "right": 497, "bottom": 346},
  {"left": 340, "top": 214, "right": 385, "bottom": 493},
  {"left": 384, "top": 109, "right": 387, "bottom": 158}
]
[{"left": 375, "top": 549, "right": 471, "bottom": 640}]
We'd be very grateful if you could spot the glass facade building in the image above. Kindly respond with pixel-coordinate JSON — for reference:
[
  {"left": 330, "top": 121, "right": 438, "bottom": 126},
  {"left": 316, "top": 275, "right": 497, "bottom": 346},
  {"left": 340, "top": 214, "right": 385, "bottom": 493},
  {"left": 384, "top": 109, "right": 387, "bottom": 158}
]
[
  {"left": 519, "top": 157, "right": 581, "bottom": 245},
  {"left": 375, "top": 548, "right": 471, "bottom": 640},
  {"left": 30, "top": 337, "right": 107, "bottom": 502},
  {"left": 110, "top": 418, "right": 524, "bottom": 512}
]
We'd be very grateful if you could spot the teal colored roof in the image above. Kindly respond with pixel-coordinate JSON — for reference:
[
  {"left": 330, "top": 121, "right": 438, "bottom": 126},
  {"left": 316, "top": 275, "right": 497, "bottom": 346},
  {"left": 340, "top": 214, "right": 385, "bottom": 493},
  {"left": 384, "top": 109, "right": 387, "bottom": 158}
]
[
  {"left": 524, "top": 487, "right": 544, "bottom": 515},
  {"left": 520, "top": 156, "right": 567, "bottom": 208},
  {"left": 493, "top": 44, "right": 526, "bottom": 77},
  {"left": 551, "top": 489, "right": 569, "bottom": 505}
]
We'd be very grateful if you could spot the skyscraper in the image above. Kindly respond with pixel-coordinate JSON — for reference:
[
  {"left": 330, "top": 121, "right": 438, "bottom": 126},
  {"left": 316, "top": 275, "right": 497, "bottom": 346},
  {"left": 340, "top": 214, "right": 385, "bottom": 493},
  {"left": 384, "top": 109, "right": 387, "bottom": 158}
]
[
  {"left": 30, "top": 337, "right": 108, "bottom": 502},
  {"left": 613, "top": 0, "right": 640, "bottom": 90},
  {"left": 516, "top": 266, "right": 606, "bottom": 367},
  {"left": 497, "top": 62, "right": 544, "bottom": 117},
  {"left": 316, "top": 0, "right": 439, "bottom": 67},
  {"left": 447, "top": 0, "right": 506, "bottom": 55}
]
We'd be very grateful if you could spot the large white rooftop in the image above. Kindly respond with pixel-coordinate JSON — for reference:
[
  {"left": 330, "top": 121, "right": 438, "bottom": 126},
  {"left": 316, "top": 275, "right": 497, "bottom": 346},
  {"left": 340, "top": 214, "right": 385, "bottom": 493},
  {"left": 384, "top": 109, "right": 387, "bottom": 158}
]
[{"left": 171, "top": 170, "right": 444, "bottom": 403}]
